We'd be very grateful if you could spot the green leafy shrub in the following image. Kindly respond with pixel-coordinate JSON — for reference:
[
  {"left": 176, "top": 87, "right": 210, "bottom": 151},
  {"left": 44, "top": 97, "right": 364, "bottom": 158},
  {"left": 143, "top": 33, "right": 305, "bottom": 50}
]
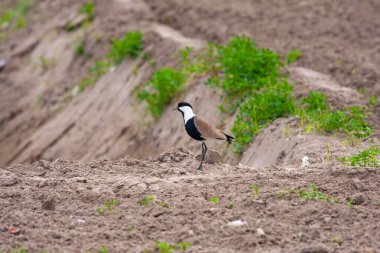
[
  {"left": 298, "top": 91, "right": 372, "bottom": 138},
  {"left": 109, "top": 31, "right": 143, "bottom": 64},
  {"left": 338, "top": 145, "right": 380, "bottom": 167},
  {"left": 138, "top": 68, "right": 185, "bottom": 117},
  {"left": 184, "top": 36, "right": 294, "bottom": 152},
  {"left": 232, "top": 82, "right": 295, "bottom": 152},
  {"left": 138, "top": 36, "right": 372, "bottom": 153}
]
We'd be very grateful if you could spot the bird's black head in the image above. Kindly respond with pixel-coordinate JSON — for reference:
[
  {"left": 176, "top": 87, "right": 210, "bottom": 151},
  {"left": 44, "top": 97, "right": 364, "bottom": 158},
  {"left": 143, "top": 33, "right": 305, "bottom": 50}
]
[{"left": 177, "top": 102, "right": 192, "bottom": 109}]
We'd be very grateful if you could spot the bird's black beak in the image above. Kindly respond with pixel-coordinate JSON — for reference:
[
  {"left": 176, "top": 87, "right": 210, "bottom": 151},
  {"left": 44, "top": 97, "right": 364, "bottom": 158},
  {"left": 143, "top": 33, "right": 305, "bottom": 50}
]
[{"left": 172, "top": 107, "right": 178, "bottom": 111}]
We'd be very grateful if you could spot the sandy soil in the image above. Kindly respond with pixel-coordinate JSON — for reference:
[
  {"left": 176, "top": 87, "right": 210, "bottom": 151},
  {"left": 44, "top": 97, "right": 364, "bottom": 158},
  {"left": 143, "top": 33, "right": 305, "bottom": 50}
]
[{"left": 1, "top": 148, "right": 380, "bottom": 253}]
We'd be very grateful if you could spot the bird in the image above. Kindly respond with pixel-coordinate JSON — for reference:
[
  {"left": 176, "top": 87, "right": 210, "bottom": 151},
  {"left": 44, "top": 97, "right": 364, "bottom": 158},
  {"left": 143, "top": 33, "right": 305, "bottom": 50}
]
[{"left": 173, "top": 101, "right": 234, "bottom": 170}]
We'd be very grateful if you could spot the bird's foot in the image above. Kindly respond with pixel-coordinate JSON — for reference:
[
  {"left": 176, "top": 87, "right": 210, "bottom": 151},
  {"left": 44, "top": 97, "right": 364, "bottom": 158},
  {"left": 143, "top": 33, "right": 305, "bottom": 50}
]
[{"left": 197, "top": 165, "right": 203, "bottom": 171}]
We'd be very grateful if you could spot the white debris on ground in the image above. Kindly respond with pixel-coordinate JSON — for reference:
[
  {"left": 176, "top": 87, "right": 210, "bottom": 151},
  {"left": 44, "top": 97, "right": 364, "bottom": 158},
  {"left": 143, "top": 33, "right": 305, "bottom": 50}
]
[
  {"left": 301, "top": 156, "right": 310, "bottom": 168},
  {"left": 227, "top": 220, "right": 248, "bottom": 226},
  {"left": 256, "top": 228, "right": 265, "bottom": 236}
]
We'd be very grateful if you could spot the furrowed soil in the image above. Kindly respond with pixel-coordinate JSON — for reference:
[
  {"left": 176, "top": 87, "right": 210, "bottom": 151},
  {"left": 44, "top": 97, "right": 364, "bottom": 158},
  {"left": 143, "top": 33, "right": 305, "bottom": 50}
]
[{"left": 1, "top": 148, "right": 380, "bottom": 253}]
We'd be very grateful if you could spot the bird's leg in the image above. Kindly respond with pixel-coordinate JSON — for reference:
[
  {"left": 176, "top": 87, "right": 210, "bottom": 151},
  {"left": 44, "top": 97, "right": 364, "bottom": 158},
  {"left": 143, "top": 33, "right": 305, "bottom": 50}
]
[{"left": 197, "top": 142, "right": 207, "bottom": 171}]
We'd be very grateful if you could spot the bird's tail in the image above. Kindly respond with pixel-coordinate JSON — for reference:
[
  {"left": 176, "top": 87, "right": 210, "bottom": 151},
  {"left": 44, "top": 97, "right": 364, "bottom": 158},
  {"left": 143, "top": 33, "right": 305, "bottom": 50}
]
[{"left": 223, "top": 132, "right": 234, "bottom": 144}]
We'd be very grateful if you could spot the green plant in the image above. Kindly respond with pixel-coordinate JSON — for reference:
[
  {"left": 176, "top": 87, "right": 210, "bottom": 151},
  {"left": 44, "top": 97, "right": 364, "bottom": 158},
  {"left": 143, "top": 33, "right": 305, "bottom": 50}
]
[
  {"left": 96, "top": 207, "right": 105, "bottom": 215},
  {"left": 196, "top": 36, "right": 295, "bottom": 152},
  {"left": 0, "top": 0, "right": 32, "bottom": 31},
  {"left": 138, "top": 68, "right": 186, "bottom": 117},
  {"left": 80, "top": 2, "right": 95, "bottom": 22},
  {"left": 154, "top": 241, "right": 192, "bottom": 253},
  {"left": 250, "top": 184, "right": 260, "bottom": 199},
  {"left": 286, "top": 49, "right": 302, "bottom": 64},
  {"left": 368, "top": 96, "right": 378, "bottom": 107},
  {"left": 338, "top": 145, "right": 380, "bottom": 167},
  {"left": 298, "top": 91, "right": 372, "bottom": 139},
  {"left": 231, "top": 81, "right": 295, "bottom": 152},
  {"left": 64, "top": 2, "right": 95, "bottom": 31},
  {"left": 96, "top": 198, "right": 119, "bottom": 215},
  {"left": 77, "top": 60, "right": 111, "bottom": 91},
  {"left": 276, "top": 184, "right": 337, "bottom": 203},
  {"left": 104, "top": 198, "right": 119, "bottom": 211},
  {"left": 227, "top": 203, "right": 235, "bottom": 209},
  {"left": 330, "top": 236, "right": 343, "bottom": 246},
  {"left": 74, "top": 41, "right": 86, "bottom": 56},
  {"left": 76, "top": 31, "right": 143, "bottom": 92},
  {"left": 209, "top": 197, "right": 219, "bottom": 203},
  {"left": 298, "top": 184, "right": 335, "bottom": 203},
  {"left": 98, "top": 246, "right": 108, "bottom": 253},
  {"left": 39, "top": 56, "right": 56, "bottom": 70},
  {"left": 9, "top": 248, "right": 29, "bottom": 253},
  {"left": 139, "top": 195, "right": 156, "bottom": 207},
  {"left": 326, "top": 143, "right": 332, "bottom": 161},
  {"left": 108, "top": 31, "right": 143, "bottom": 64}
]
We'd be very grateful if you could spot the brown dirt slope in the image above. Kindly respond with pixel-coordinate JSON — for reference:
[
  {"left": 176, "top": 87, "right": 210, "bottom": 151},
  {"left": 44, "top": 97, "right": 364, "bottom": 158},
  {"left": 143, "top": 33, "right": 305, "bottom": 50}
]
[
  {"left": 1, "top": 148, "right": 380, "bottom": 252},
  {"left": 1, "top": 0, "right": 379, "bottom": 166}
]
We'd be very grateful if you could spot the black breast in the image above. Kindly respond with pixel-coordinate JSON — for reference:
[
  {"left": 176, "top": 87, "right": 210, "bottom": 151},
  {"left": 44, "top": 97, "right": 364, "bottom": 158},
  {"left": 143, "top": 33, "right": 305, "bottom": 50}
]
[{"left": 185, "top": 117, "right": 206, "bottom": 141}]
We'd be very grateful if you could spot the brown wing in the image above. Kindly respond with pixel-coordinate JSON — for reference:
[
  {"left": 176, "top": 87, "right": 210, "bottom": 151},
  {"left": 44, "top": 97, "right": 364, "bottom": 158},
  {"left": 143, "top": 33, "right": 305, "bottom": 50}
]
[{"left": 194, "top": 116, "right": 226, "bottom": 140}]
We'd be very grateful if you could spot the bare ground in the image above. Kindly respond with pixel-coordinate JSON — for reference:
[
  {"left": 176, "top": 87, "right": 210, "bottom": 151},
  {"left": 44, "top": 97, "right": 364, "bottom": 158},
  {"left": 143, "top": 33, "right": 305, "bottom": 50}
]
[{"left": 1, "top": 148, "right": 380, "bottom": 253}]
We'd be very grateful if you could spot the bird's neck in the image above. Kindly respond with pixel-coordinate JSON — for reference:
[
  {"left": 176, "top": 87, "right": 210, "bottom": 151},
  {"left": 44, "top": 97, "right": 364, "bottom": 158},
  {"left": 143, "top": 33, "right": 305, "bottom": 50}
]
[{"left": 182, "top": 107, "right": 195, "bottom": 124}]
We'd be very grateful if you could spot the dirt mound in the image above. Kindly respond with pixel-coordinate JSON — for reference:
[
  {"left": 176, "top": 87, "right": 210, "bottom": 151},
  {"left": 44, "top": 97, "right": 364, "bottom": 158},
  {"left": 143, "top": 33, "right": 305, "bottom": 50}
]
[{"left": 1, "top": 148, "right": 379, "bottom": 252}]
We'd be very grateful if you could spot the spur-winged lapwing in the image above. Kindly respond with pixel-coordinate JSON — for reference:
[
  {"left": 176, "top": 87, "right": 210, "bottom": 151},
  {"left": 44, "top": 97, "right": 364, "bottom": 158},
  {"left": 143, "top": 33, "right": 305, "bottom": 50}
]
[{"left": 173, "top": 102, "right": 234, "bottom": 170}]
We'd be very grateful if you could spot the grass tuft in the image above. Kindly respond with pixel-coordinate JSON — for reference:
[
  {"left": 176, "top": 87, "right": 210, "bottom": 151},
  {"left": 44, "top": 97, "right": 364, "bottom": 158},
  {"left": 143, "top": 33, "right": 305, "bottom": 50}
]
[
  {"left": 297, "top": 91, "right": 372, "bottom": 138},
  {"left": 108, "top": 31, "right": 143, "bottom": 64},
  {"left": 96, "top": 198, "right": 119, "bottom": 215},
  {"left": 277, "top": 184, "right": 337, "bottom": 203},
  {"left": 286, "top": 49, "right": 302, "bottom": 64},
  {"left": 338, "top": 145, "right": 380, "bottom": 167},
  {"left": 154, "top": 241, "right": 192, "bottom": 253},
  {"left": 138, "top": 68, "right": 185, "bottom": 117}
]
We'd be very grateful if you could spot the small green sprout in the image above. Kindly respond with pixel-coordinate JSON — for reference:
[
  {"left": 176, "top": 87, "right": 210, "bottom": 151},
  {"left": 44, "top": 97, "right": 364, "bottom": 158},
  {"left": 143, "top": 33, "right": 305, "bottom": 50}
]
[
  {"left": 330, "top": 236, "right": 343, "bottom": 246},
  {"left": 276, "top": 184, "right": 337, "bottom": 204},
  {"left": 227, "top": 203, "right": 235, "bottom": 209},
  {"left": 139, "top": 195, "right": 155, "bottom": 207},
  {"left": 104, "top": 198, "right": 119, "bottom": 211},
  {"left": 154, "top": 241, "right": 192, "bottom": 253},
  {"left": 286, "top": 49, "right": 302, "bottom": 64},
  {"left": 96, "top": 198, "right": 119, "bottom": 215},
  {"left": 250, "top": 184, "right": 260, "bottom": 199},
  {"left": 209, "top": 197, "right": 219, "bottom": 203}
]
